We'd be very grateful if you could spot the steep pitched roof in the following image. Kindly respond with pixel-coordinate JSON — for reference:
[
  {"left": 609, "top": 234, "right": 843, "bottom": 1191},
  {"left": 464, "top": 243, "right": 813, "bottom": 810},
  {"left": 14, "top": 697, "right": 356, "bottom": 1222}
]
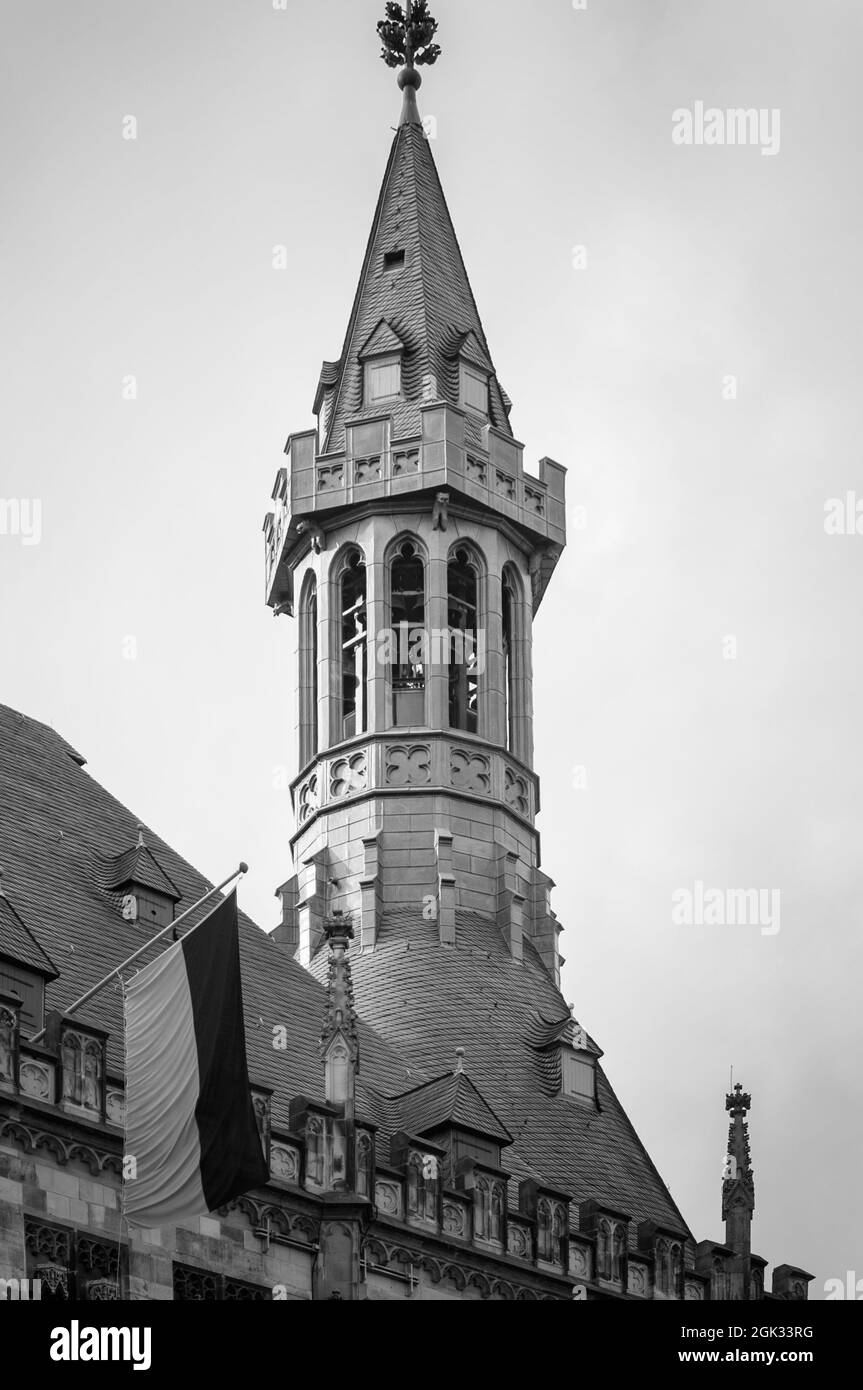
[
  {"left": 322, "top": 113, "right": 513, "bottom": 451},
  {"left": 0, "top": 704, "right": 422, "bottom": 1134},
  {"left": 312, "top": 908, "right": 692, "bottom": 1246}
]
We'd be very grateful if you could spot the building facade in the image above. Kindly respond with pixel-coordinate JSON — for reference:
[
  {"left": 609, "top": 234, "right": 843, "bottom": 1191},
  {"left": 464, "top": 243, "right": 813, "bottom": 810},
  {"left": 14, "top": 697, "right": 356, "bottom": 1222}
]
[{"left": 0, "top": 9, "right": 812, "bottom": 1302}]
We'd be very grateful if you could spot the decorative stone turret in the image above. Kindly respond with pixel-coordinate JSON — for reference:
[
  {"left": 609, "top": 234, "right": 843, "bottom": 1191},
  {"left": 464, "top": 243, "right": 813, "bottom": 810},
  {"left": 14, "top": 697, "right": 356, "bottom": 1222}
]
[{"left": 264, "top": 0, "right": 566, "bottom": 981}]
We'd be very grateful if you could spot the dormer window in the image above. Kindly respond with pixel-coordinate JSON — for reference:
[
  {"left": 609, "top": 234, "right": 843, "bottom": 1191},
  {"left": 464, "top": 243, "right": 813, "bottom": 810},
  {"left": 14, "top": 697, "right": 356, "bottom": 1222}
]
[
  {"left": 460, "top": 363, "right": 489, "bottom": 418},
  {"left": 365, "top": 354, "right": 401, "bottom": 404},
  {"left": 105, "top": 831, "right": 181, "bottom": 932},
  {"left": 561, "top": 1047, "right": 595, "bottom": 1101}
]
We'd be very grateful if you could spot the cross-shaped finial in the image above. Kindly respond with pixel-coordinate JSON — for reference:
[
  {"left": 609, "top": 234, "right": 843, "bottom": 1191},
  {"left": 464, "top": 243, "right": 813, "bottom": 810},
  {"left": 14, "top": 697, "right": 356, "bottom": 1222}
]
[{"left": 378, "top": 1, "right": 441, "bottom": 74}]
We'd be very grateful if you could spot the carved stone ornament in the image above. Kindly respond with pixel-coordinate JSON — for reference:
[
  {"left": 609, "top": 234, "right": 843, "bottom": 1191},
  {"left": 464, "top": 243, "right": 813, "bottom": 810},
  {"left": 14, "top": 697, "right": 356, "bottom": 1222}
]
[
  {"left": 375, "top": 1180, "right": 401, "bottom": 1217},
  {"left": 270, "top": 1142, "right": 300, "bottom": 1184},
  {"left": 385, "top": 743, "right": 431, "bottom": 786},
  {"left": 330, "top": 753, "right": 367, "bottom": 799},
  {"left": 450, "top": 747, "right": 491, "bottom": 795}
]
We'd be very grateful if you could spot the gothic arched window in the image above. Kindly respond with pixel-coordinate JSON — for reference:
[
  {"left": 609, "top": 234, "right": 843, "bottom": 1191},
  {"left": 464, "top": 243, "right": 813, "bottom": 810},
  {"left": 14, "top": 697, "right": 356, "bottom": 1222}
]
[
  {"left": 597, "top": 1218, "right": 612, "bottom": 1279},
  {"left": 299, "top": 574, "right": 318, "bottom": 767},
  {"left": 448, "top": 546, "right": 480, "bottom": 734},
  {"left": 389, "top": 540, "right": 426, "bottom": 727},
  {"left": 612, "top": 1223, "right": 627, "bottom": 1282},
  {"left": 356, "top": 1133, "right": 372, "bottom": 1198},
  {"left": 340, "top": 551, "right": 367, "bottom": 741},
  {"left": 537, "top": 1198, "right": 553, "bottom": 1262},
  {"left": 502, "top": 569, "right": 516, "bottom": 751}
]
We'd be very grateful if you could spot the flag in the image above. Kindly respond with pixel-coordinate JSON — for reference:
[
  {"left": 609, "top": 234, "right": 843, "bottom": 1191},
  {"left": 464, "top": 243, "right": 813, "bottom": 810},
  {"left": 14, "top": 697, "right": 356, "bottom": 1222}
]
[{"left": 123, "top": 890, "right": 267, "bottom": 1226}]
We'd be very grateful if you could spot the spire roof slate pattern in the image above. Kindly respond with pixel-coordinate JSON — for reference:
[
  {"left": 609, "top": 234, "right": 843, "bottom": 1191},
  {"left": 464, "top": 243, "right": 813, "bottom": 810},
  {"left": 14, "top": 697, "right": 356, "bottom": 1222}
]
[
  {"left": 322, "top": 116, "right": 513, "bottom": 452},
  {"left": 0, "top": 704, "right": 421, "bottom": 1134},
  {"left": 311, "top": 908, "right": 693, "bottom": 1248}
]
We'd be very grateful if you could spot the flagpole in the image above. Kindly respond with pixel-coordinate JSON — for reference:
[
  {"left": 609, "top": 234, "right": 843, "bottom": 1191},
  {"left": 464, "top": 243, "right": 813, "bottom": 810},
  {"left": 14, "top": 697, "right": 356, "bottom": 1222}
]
[{"left": 27, "top": 861, "right": 249, "bottom": 1045}]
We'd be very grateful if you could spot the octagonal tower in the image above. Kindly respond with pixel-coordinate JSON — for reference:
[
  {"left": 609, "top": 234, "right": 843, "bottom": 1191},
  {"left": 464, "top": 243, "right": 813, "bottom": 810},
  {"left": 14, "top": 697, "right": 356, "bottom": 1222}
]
[{"left": 263, "top": 52, "right": 566, "bottom": 980}]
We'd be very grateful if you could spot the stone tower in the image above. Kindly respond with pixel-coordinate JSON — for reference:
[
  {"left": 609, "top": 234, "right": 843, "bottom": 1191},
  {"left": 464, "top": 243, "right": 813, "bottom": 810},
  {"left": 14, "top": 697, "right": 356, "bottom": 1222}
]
[{"left": 264, "top": 16, "right": 566, "bottom": 983}]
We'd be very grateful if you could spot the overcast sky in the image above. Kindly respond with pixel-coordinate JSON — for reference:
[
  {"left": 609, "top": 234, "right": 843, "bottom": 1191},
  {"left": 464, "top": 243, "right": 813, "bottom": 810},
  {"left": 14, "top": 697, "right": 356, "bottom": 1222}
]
[{"left": 2, "top": 0, "right": 861, "bottom": 1295}]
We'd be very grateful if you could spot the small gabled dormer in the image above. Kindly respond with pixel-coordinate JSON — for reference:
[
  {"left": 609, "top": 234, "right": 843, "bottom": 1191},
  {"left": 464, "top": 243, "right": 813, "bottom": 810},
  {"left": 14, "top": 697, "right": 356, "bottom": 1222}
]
[
  {"left": 104, "top": 828, "right": 181, "bottom": 930},
  {"left": 391, "top": 1050, "right": 514, "bottom": 1182},
  {"left": 0, "top": 867, "right": 59, "bottom": 1036},
  {"left": 359, "top": 319, "right": 406, "bottom": 408},
  {"left": 526, "top": 1008, "right": 600, "bottom": 1107}
]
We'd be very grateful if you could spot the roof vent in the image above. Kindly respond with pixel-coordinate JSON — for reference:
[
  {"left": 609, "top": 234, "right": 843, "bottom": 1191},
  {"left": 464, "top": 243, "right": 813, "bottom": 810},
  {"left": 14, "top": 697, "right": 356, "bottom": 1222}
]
[{"left": 383, "top": 247, "right": 406, "bottom": 274}]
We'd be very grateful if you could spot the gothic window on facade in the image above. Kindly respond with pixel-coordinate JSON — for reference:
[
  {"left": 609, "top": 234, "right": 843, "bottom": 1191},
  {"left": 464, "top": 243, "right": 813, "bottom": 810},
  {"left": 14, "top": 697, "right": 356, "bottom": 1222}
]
[
  {"left": 460, "top": 363, "right": 489, "bottom": 418},
  {"left": 365, "top": 353, "right": 401, "bottom": 404},
  {"left": 597, "top": 1219, "right": 627, "bottom": 1281},
  {"left": 306, "top": 1115, "right": 325, "bottom": 1188},
  {"left": 448, "top": 547, "right": 480, "bottom": 735},
  {"left": 25, "top": 1219, "right": 125, "bottom": 1300},
  {"left": 655, "top": 1238, "right": 683, "bottom": 1297},
  {"left": 406, "top": 1151, "right": 438, "bottom": 1223},
  {"left": 537, "top": 1197, "right": 553, "bottom": 1262},
  {"left": 340, "top": 552, "right": 368, "bottom": 741},
  {"left": 0, "top": 1000, "right": 18, "bottom": 1087},
  {"left": 356, "top": 1132, "right": 373, "bottom": 1198},
  {"left": 390, "top": 540, "right": 426, "bottom": 727},
  {"left": 173, "top": 1263, "right": 270, "bottom": 1301},
  {"left": 299, "top": 575, "right": 318, "bottom": 767}
]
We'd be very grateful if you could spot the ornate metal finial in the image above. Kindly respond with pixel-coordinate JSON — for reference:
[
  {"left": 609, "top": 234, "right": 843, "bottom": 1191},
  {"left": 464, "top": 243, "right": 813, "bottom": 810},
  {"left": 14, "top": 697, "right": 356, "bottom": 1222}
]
[
  {"left": 725, "top": 1081, "right": 751, "bottom": 1118},
  {"left": 378, "top": 1, "right": 441, "bottom": 76},
  {"left": 136, "top": 824, "right": 146, "bottom": 849},
  {"left": 454, "top": 1047, "right": 465, "bottom": 1075}
]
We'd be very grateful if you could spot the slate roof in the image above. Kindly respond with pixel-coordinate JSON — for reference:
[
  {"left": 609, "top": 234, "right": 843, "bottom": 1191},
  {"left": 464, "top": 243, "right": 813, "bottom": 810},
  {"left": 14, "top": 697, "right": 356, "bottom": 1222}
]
[
  {"left": 0, "top": 704, "right": 422, "bottom": 1136},
  {"left": 393, "top": 1071, "right": 513, "bottom": 1146},
  {"left": 311, "top": 908, "right": 693, "bottom": 1248},
  {"left": 322, "top": 116, "right": 513, "bottom": 452},
  {"left": 0, "top": 890, "right": 58, "bottom": 979},
  {"left": 103, "top": 843, "right": 182, "bottom": 901}
]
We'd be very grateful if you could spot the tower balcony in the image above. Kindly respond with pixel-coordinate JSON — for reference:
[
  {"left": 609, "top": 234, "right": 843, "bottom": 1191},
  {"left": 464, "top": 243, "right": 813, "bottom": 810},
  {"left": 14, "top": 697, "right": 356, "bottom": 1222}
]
[
  {"left": 263, "top": 403, "right": 566, "bottom": 614},
  {"left": 289, "top": 729, "right": 539, "bottom": 847}
]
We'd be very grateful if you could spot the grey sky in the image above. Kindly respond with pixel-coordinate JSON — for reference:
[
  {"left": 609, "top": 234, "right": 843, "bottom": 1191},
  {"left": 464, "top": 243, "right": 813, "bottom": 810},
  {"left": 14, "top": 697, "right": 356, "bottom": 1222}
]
[{"left": 2, "top": 0, "right": 860, "bottom": 1293}]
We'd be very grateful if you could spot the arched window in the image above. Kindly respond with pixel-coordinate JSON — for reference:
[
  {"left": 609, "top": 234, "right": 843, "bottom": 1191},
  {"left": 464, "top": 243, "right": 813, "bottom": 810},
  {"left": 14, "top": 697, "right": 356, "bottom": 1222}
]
[
  {"left": 448, "top": 546, "right": 480, "bottom": 734},
  {"left": 612, "top": 1224, "right": 627, "bottom": 1282},
  {"left": 340, "top": 551, "right": 367, "bottom": 741},
  {"left": 597, "top": 1218, "right": 612, "bottom": 1279},
  {"left": 390, "top": 540, "right": 426, "bottom": 727},
  {"left": 356, "top": 1133, "right": 372, "bottom": 1198},
  {"left": 299, "top": 575, "right": 318, "bottom": 767},
  {"left": 502, "top": 570, "right": 515, "bottom": 751},
  {"left": 537, "top": 1198, "right": 553, "bottom": 1262}
]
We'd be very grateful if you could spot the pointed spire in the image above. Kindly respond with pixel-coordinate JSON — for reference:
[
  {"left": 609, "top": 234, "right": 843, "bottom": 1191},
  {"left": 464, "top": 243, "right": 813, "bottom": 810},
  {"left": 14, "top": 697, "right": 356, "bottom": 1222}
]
[
  {"left": 320, "top": 4, "right": 511, "bottom": 455},
  {"left": 723, "top": 1080, "right": 756, "bottom": 1290},
  {"left": 320, "top": 912, "right": 359, "bottom": 1106}
]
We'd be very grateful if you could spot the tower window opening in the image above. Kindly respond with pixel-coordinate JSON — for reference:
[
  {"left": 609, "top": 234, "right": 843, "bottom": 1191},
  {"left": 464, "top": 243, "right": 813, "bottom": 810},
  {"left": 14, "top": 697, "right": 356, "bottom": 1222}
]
[
  {"left": 390, "top": 541, "right": 426, "bottom": 727},
  {"left": 448, "top": 547, "right": 479, "bottom": 735},
  {"left": 383, "top": 248, "right": 406, "bottom": 274},
  {"left": 366, "top": 354, "right": 401, "bottom": 403},
  {"left": 340, "top": 553, "right": 368, "bottom": 741},
  {"left": 461, "top": 364, "right": 489, "bottom": 417},
  {"left": 299, "top": 576, "right": 318, "bottom": 767},
  {"left": 502, "top": 572, "right": 515, "bottom": 752}
]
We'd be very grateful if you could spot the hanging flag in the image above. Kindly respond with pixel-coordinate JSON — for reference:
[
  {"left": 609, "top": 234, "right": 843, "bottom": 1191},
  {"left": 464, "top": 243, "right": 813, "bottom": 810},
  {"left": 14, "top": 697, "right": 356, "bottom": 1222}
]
[{"left": 123, "top": 890, "right": 268, "bottom": 1226}]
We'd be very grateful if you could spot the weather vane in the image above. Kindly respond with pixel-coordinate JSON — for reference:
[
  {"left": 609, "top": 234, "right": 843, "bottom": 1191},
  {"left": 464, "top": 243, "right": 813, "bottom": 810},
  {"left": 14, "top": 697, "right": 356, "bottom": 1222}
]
[{"left": 377, "top": 1, "right": 441, "bottom": 75}]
